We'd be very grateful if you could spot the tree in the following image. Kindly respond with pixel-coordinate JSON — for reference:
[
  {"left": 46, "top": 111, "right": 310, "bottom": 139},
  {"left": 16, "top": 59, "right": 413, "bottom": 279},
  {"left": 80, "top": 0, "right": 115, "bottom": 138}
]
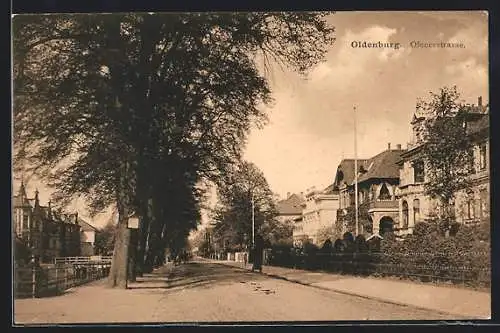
[
  {"left": 13, "top": 13, "right": 335, "bottom": 288},
  {"left": 316, "top": 225, "right": 335, "bottom": 246},
  {"left": 94, "top": 220, "right": 117, "bottom": 256},
  {"left": 417, "top": 86, "right": 474, "bottom": 233},
  {"left": 213, "top": 161, "right": 279, "bottom": 248}
]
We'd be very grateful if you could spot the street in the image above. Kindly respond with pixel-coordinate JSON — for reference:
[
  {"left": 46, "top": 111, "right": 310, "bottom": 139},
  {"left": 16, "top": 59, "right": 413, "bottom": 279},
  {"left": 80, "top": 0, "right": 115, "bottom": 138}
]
[{"left": 14, "top": 259, "right": 459, "bottom": 324}]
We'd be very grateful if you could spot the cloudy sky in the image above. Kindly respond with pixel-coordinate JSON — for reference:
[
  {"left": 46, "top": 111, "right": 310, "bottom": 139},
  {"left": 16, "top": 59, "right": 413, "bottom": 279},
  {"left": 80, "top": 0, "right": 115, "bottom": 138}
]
[
  {"left": 244, "top": 10, "right": 488, "bottom": 200},
  {"left": 13, "top": 11, "right": 488, "bottom": 229}
]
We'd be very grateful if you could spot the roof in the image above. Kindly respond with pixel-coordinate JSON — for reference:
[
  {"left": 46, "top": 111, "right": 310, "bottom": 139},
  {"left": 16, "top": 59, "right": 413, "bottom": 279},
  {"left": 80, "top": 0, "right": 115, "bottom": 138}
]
[
  {"left": 355, "top": 149, "right": 405, "bottom": 184},
  {"left": 277, "top": 193, "right": 305, "bottom": 215},
  {"left": 12, "top": 195, "right": 34, "bottom": 208},
  {"left": 322, "top": 183, "right": 336, "bottom": 194},
  {"left": 466, "top": 113, "right": 489, "bottom": 136},
  {"left": 78, "top": 218, "right": 99, "bottom": 232},
  {"left": 333, "top": 159, "right": 368, "bottom": 189}
]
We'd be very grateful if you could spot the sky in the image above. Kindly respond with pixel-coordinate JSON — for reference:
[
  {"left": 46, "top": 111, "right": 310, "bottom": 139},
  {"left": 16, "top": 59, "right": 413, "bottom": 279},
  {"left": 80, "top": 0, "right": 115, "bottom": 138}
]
[
  {"left": 12, "top": 11, "right": 489, "bottom": 229},
  {"left": 244, "top": 10, "right": 488, "bottom": 200}
]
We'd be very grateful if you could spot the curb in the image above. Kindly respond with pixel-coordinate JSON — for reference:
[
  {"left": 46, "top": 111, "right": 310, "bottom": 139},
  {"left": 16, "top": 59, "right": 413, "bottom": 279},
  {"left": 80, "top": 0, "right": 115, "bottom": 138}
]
[{"left": 213, "top": 260, "right": 475, "bottom": 319}]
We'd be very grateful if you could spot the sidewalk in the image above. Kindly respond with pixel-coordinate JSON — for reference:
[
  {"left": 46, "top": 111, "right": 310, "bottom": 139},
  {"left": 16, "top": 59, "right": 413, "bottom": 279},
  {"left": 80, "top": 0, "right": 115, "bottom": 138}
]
[{"left": 214, "top": 259, "right": 491, "bottom": 319}]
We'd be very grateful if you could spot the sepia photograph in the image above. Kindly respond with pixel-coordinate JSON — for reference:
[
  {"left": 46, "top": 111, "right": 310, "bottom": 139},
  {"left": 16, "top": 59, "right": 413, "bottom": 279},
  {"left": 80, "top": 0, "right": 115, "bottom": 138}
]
[{"left": 11, "top": 10, "right": 490, "bottom": 325}]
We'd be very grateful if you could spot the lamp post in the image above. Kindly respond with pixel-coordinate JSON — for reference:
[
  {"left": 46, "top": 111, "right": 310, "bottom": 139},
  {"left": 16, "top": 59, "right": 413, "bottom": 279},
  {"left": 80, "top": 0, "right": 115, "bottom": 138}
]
[{"left": 251, "top": 191, "right": 255, "bottom": 247}]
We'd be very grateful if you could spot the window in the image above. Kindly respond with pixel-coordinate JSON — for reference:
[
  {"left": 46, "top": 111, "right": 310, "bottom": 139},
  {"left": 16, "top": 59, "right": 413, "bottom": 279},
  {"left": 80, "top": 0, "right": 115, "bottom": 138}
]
[
  {"left": 379, "top": 184, "right": 391, "bottom": 200},
  {"left": 413, "top": 199, "right": 420, "bottom": 224},
  {"left": 467, "top": 199, "right": 475, "bottom": 220},
  {"left": 22, "top": 213, "right": 29, "bottom": 229},
  {"left": 402, "top": 201, "right": 409, "bottom": 228},
  {"left": 479, "top": 144, "right": 487, "bottom": 170},
  {"left": 413, "top": 160, "right": 425, "bottom": 183},
  {"left": 479, "top": 189, "right": 488, "bottom": 218}
]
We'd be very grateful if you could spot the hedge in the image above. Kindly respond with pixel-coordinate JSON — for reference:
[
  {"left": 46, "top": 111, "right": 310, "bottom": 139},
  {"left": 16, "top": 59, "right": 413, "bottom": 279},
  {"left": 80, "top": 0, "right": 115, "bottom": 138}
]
[{"left": 266, "top": 221, "right": 490, "bottom": 288}]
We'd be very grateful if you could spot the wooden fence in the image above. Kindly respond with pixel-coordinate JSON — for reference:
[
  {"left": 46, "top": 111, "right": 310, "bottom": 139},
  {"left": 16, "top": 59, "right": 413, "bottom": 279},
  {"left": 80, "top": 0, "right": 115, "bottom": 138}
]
[
  {"left": 15, "top": 262, "right": 111, "bottom": 299},
  {"left": 53, "top": 256, "right": 113, "bottom": 265}
]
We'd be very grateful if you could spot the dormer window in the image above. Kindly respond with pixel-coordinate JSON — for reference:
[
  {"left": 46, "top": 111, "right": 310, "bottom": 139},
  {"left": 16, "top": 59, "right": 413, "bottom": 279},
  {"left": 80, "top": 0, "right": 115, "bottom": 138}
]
[{"left": 379, "top": 183, "right": 391, "bottom": 200}]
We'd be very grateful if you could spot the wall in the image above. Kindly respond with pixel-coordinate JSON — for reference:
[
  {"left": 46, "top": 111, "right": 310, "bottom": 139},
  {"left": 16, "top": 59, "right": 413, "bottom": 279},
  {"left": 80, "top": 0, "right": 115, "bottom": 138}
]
[{"left": 301, "top": 192, "right": 339, "bottom": 245}]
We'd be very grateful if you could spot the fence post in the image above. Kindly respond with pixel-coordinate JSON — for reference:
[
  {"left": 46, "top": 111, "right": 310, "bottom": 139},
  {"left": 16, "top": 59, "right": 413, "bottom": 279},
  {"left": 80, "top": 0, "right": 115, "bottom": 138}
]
[
  {"left": 55, "top": 266, "right": 58, "bottom": 292},
  {"left": 64, "top": 267, "right": 68, "bottom": 290}
]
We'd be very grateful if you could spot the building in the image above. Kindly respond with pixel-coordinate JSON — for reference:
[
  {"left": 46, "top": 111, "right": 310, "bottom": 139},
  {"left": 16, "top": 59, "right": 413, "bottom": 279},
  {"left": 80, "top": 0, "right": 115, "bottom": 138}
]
[
  {"left": 79, "top": 218, "right": 99, "bottom": 256},
  {"left": 298, "top": 185, "right": 339, "bottom": 246},
  {"left": 395, "top": 97, "right": 489, "bottom": 233},
  {"left": 335, "top": 144, "right": 406, "bottom": 237},
  {"left": 13, "top": 183, "right": 82, "bottom": 263},
  {"left": 276, "top": 192, "right": 305, "bottom": 224},
  {"left": 276, "top": 192, "right": 306, "bottom": 245}
]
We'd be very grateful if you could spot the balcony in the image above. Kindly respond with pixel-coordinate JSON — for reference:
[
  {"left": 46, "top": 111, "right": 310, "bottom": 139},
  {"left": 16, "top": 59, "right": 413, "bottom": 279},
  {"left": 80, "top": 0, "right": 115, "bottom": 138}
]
[{"left": 368, "top": 200, "right": 398, "bottom": 210}]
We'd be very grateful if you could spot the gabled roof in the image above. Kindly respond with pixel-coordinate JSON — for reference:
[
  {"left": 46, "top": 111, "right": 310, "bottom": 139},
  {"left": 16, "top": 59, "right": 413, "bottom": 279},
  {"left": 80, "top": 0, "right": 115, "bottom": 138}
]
[
  {"left": 355, "top": 149, "right": 406, "bottom": 184},
  {"left": 334, "top": 159, "right": 368, "bottom": 188},
  {"left": 12, "top": 195, "right": 34, "bottom": 208},
  {"left": 277, "top": 193, "right": 305, "bottom": 215},
  {"left": 78, "top": 218, "right": 99, "bottom": 232}
]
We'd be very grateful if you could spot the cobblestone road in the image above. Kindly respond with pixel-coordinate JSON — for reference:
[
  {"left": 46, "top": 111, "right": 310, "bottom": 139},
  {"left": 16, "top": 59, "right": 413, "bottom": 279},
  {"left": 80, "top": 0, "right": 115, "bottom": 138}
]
[{"left": 14, "top": 260, "right": 458, "bottom": 324}]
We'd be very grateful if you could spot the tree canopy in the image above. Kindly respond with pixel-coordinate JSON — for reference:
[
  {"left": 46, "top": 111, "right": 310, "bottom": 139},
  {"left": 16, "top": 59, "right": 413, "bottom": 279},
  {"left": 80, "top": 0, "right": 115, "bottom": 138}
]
[
  {"left": 12, "top": 12, "right": 335, "bottom": 287},
  {"left": 417, "top": 86, "right": 474, "bottom": 224}
]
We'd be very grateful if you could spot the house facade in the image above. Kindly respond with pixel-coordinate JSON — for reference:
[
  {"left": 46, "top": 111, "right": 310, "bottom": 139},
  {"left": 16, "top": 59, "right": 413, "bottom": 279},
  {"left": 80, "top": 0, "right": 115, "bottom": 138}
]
[
  {"left": 276, "top": 193, "right": 305, "bottom": 246},
  {"left": 79, "top": 219, "right": 99, "bottom": 256},
  {"left": 13, "top": 183, "right": 82, "bottom": 263},
  {"left": 299, "top": 185, "right": 339, "bottom": 246},
  {"left": 396, "top": 97, "right": 490, "bottom": 233},
  {"left": 335, "top": 145, "right": 406, "bottom": 237}
]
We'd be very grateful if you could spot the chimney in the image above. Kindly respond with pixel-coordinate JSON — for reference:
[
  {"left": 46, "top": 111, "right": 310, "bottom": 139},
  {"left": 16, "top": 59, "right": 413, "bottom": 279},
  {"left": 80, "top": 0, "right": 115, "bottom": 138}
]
[
  {"left": 478, "top": 96, "right": 482, "bottom": 107},
  {"left": 396, "top": 144, "right": 402, "bottom": 150},
  {"left": 387, "top": 143, "right": 391, "bottom": 150},
  {"left": 287, "top": 192, "right": 291, "bottom": 198}
]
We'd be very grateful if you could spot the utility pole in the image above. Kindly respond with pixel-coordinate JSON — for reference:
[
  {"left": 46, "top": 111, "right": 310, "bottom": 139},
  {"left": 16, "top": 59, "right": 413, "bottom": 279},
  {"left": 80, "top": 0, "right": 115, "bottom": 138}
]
[
  {"left": 251, "top": 190, "right": 255, "bottom": 247},
  {"left": 354, "top": 105, "right": 359, "bottom": 237}
]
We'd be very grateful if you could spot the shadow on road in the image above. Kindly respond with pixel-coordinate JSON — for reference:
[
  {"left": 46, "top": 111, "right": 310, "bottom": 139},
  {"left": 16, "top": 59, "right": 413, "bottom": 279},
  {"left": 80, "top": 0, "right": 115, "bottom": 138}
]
[{"left": 127, "top": 261, "right": 265, "bottom": 292}]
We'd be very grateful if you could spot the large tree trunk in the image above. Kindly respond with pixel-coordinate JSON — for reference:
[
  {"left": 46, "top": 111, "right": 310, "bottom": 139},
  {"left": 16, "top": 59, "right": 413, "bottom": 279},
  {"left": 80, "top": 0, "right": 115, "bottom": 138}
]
[
  {"left": 108, "top": 158, "right": 133, "bottom": 288},
  {"left": 107, "top": 207, "right": 131, "bottom": 288}
]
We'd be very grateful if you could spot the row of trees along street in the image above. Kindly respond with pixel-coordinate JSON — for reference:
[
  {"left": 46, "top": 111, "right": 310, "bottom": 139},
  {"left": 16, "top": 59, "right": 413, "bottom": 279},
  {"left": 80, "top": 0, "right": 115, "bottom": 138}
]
[
  {"left": 192, "top": 161, "right": 295, "bottom": 256},
  {"left": 13, "top": 13, "right": 335, "bottom": 288}
]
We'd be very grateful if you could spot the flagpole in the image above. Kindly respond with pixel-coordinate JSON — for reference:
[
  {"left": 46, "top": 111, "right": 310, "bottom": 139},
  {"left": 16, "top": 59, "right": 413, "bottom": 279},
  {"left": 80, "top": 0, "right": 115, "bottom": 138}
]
[
  {"left": 354, "top": 105, "right": 359, "bottom": 237},
  {"left": 251, "top": 191, "right": 255, "bottom": 246}
]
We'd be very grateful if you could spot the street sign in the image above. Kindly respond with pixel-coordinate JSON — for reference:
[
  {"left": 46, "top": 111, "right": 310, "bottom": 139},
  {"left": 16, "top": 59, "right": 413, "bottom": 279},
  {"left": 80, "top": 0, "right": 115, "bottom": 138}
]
[{"left": 127, "top": 216, "right": 140, "bottom": 229}]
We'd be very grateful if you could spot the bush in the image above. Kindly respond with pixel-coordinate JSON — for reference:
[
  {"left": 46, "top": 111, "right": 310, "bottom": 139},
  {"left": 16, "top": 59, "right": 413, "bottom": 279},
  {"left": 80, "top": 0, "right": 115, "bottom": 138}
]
[
  {"left": 377, "top": 221, "right": 490, "bottom": 287},
  {"left": 263, "top": 220, "right": 490, "bottom": 288}
]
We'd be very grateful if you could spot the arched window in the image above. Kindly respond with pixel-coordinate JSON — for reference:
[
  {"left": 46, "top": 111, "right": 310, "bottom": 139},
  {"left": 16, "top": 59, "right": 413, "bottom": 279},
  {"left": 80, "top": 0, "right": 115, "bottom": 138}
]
[
  {"left": 402, "top": 200, "right": 409, "bottom": 228},
  {"left": 379, "top": 183, "right": 391, "bottom": 200},
  {"left": 413, "top": 199, "right": 420, "bottom": 224}
]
